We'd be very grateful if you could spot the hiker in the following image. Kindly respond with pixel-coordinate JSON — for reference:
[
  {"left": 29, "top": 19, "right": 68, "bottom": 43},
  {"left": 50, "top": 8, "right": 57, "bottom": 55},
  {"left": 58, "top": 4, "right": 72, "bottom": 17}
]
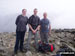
[
  {"left": 26, "top": 8, "right": 40, "bottom": 51},
  {"left": 40, "top": 12, "right": 51, "bottom": 44},
  {"left": 14, "top": 9, "right": 28, "bottom": 54}
]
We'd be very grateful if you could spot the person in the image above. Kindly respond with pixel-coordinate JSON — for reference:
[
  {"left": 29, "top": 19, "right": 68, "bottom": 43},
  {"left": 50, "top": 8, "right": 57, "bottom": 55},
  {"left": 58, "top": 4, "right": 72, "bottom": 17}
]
[
  {"left": 14, "top": 9, "right": 28, "bottom": 54},
  {"left": 40, "top": 12, "right": 51, "bottom": 44},
  {"left": 26, "top": 8, "right": 40, "bottom": 51}
]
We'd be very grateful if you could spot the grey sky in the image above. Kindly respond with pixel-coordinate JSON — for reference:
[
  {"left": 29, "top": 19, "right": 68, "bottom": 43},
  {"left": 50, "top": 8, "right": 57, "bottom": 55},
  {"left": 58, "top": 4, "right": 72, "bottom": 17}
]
[{"left": 0, "top": 0, "right": 75, "bottom": 32}]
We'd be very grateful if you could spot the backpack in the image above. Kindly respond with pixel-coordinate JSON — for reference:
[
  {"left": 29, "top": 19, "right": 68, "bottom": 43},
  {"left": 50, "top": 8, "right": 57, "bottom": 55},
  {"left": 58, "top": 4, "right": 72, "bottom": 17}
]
[{"left": 38, "top": 41, "right": 55, "bottom": 53}]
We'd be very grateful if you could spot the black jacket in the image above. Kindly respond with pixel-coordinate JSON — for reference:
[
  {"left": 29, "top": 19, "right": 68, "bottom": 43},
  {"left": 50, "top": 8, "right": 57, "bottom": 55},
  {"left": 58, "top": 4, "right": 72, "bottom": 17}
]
[
  {"left": 28, "top": 15, "right": 40, "bottom": 31},
  {"left": 15, "top": 15, "right": 28, "bottom": 31}
]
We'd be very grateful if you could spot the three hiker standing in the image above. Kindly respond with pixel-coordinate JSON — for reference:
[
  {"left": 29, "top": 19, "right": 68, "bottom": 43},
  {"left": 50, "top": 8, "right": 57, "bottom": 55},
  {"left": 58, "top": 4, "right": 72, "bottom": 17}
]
[{"left": 14, "top": 8, "right": 51, "bottom": 55}]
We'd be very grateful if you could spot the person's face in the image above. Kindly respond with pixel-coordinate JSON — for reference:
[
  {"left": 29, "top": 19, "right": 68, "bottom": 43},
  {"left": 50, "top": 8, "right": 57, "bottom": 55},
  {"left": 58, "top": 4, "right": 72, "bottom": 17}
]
[
  {"left": 34, "top": 9, "right": 37, "bottom": 15},
  {"left": 43, "top": 13, "right": 47, "bottom": 18},
  {"left": 22, "top": 9, "right": 26, "bottom": 15}
]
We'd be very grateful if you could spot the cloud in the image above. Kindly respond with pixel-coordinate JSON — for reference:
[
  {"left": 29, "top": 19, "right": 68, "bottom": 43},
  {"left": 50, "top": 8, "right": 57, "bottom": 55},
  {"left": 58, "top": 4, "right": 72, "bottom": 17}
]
[{"left": 0, "top": 0, "right": 75, "bottom": 32}]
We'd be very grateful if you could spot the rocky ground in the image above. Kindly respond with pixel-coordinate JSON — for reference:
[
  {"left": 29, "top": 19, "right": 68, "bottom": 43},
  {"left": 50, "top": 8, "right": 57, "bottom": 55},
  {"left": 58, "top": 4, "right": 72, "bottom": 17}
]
[{"left": 0, "top": 29, "right": 75, "bottom": 56}]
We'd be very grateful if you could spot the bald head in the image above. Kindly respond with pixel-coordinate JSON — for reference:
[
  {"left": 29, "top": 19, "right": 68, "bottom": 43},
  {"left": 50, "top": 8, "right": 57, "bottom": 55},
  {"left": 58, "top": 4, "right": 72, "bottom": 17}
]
[{"left": 43, "top": 12, "right": 47, "bottom": 19}]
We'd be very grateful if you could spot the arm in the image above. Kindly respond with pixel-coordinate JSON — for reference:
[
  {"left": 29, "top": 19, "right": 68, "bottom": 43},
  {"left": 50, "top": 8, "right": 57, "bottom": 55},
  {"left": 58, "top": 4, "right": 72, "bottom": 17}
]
[
  {"left": 35, "top": 25, "right": 40, "bottom": 31},
  {"left": 15, "top": 16, "right": 20, "bottom": 25},
  {"left": 48, "top": 20, "right": 51, "bottom": 35},
  {"left": 26, "top": 17, "right": 28, "bottom": 25},
  {"left": 28, "top": 24, "right": 34, "bottom": 31},
  {"left": 28, "top": 16, "right": 36, "bottom": 33},
  {"left": 49, "top": 25, "right": 51, "bottom": 34},
  {"left": 35, "top": 17, "right": 40, "bottom": 31}
]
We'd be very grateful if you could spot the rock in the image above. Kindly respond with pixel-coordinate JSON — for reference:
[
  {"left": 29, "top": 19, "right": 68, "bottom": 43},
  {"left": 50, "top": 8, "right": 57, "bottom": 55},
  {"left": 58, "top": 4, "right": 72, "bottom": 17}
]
[
  {"left": 37, "top": 53, "right": 41, "bottom": 56},
  {"left": 26, "top": 51, "right": 32, "bottom": 56},
  {"left": 0, "top": 47, "right": 5, "bottom": 53},
  {"left": 58, "top": 32, "right": 65, "bottom": 38},
  {"left": 73, "top": 37, "right": 75, "bottom": 41},
  {"left": 56, "top": 40, "right": 61, "bottom": 46},
  {"left": 0, "top": 29, "right": 75, "bottom": 56}
]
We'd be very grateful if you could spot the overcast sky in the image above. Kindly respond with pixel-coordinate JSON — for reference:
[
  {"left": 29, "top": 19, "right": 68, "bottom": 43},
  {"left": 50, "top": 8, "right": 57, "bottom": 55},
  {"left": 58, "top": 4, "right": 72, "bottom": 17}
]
[{"left": 0, "top": 0, "right": 75, "bottom": 32}]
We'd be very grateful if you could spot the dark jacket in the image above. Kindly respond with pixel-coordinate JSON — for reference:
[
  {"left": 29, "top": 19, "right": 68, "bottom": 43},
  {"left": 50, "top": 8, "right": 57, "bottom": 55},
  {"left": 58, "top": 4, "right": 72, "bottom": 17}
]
[
  {"left": 28, "top": 15, "right": 40, "bottom": 31},
  {"left": 15, "top": 15, "right": 28, "bottom": 31}
]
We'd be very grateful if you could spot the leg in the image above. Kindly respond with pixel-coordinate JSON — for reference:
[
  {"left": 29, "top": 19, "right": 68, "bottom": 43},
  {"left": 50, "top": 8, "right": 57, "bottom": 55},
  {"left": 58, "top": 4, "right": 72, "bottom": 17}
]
[
  {"left": 26, "top": 31, "right": 33, "bottom": 50},
  {"left": 40, "top": 32, "right": 45, "bottom": 43},
  {"left": 20, "top": 31, "right": 25, "bottom": 51},
  {"left": 34, "top": 31, "right": 39, "bottom": 49},
  {"left": 44, "top": 33, "right": 49, "bottom": 43},
  {"left": 14, "top": 31, "right": 20, "bottom": 53}
]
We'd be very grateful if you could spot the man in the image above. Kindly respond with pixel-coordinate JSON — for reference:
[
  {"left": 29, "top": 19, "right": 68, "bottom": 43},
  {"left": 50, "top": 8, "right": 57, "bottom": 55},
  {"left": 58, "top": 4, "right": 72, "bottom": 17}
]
[
  {"left": 40, "top": 12, "right": 51, "bottom": 43},
  {"left": 26, "top": 8, "right": 40, "bottom": 51},
  {"left": 14, "top": 9, "right": 28, "bottom": 54}
]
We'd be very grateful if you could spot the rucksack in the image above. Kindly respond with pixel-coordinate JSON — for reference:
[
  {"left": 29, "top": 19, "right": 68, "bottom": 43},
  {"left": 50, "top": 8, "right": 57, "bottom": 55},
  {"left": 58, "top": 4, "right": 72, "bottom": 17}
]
[{"left": 38, "top": 41, "right": 55, "bottom": 53}]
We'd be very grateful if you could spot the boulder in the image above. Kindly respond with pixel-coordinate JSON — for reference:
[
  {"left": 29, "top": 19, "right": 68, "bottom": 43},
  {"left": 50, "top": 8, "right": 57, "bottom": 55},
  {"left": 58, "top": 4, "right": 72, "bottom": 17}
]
[{"left": 26, "top": 51, "right": 32, "bottom": 56}]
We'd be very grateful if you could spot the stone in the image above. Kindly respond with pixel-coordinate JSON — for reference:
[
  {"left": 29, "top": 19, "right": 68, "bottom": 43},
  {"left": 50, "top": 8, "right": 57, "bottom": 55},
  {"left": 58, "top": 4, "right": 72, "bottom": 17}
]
[
  {"left": 26, "top": 51, "right": 32, "bottom": 56},
  {"left": 0, "top": 29, "right": 75, "bottom": 56},
  {"left": 73, "top": 37, "right": 75, "bottom": 41}
]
